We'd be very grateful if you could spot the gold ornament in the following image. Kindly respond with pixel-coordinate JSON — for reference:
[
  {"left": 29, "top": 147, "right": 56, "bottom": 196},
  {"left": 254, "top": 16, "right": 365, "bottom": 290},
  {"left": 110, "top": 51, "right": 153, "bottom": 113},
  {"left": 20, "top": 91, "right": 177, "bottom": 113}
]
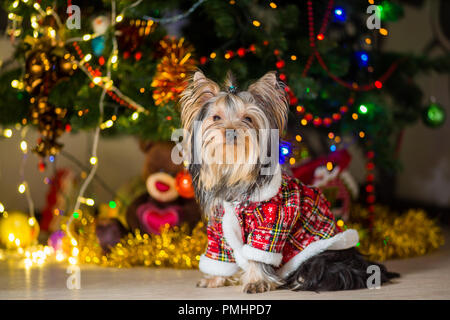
[
  {"left": 151, "top": 37, "right": 197, "bottom": 106},
  {"left": 23, "top": 36, "right": 76, "bottom": 157},
  {"left": 346, "top": 204, "right": 444, "bottom": 261},
  {"left": 0, "top": 212, "right": 40, "bottom": 248}
]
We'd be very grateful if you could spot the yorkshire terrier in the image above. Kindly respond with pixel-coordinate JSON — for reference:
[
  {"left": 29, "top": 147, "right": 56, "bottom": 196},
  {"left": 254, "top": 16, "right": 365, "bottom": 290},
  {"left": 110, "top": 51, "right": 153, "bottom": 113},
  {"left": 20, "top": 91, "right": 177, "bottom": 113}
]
[{"left": 179, "top": 70, "right": 399, "bottom": 293}]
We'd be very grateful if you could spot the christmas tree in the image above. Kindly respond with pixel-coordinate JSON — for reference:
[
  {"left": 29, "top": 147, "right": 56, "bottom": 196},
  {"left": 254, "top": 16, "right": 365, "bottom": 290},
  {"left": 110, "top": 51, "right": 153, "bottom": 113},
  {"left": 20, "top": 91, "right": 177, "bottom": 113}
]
[{"left": 0, "top": 0, "right": 447, "bottom": 266}]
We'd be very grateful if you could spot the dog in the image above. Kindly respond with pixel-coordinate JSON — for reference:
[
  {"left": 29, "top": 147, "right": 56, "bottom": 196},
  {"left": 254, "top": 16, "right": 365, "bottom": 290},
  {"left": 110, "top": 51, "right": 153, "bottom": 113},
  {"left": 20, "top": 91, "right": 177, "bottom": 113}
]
[{"left": 179, "top": 70, "right": 399, "bottom": 293}]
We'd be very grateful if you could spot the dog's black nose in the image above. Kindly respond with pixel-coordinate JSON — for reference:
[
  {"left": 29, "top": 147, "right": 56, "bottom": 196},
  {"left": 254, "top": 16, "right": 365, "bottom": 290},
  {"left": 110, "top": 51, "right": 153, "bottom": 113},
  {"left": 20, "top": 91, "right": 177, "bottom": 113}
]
[{"left": 225, "top": 130, "right": 236, "bottom": 144}]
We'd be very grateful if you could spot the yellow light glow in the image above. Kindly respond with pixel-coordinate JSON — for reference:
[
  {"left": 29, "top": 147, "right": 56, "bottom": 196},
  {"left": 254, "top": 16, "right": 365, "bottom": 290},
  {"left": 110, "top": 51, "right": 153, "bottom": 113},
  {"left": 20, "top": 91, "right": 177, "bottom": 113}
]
[
  {"left": 139, "top": 88, "right": 145, "bottom": 93},
  {"left": 295, "top": 135, "right": 302, "bottom": 142},
  {"left": 105, "top": 120, "right": 114, "bottom": 128},
  {"left": 13, "top": 1, "right": 19, "bottom": 8},
  {"left": 379, "top": 28, "right": 388, "bottom": 36},
  {"left": 33, "top": 3, "right": 40, "bottom": 10},
  {"left": 8, "top": 13, "right": 15, "bottom": 19},
  {"left": 18, "top": 183, "right": 26, "bottom": 194},
  {"left": 111, "top": 55, "right": 118, "bottom": 64},
  {"left": 48, "top": 28, "right": 56, "bottom": 38},
  {"left": 352, "top": 113, "right": 358, "bottom": 120},
  {"left": 72, "top": 247, "right": 79, "bottom": 256},
  {"left": 56, "top": 252, "right": 64, "bottom": 262},
  {"left": 24, "top": 258, "right": 32, "bottom": 268},
  {"left": 116, "top": 15, "right": 123, "bottom": 23},
  {"left": 15, "top": 238, "right": 21, "bottom": 246},
  {"left": 3, "top": 129, "right": 13, "bottom": 138},
  {"left": 71, "top": 238, "right": 78, "bottom": 246},
  {"left": 89, "top": 156, "right": 97, "bottom": 165},
  {"left": 8, "top": 233, "right": 15, "bottom": 242},
  {"left": 28, "top": 217, "right": 36, "bottom": 226},
  {"left": 337, "top": 219, "right": 344, "bottom": 227},
  {"left": 68, "top": 257, "right": 77, "bottom": 265},
  {"left": 131, "top": 112, "right": 139, "bottom": 120},
  {"left": 85, "top": 198, "right": 95, "bottom": 206},
  {"left": 289, "top": 157, "right": 296, "bottom": 165},
  {"left": 359, "top": 131, "right": 365, "bottom": 138},
  {"left": 82, "top": 34, "right": 92, "bottom": 41},
  {"left": 252, "top": 20, "right": 261, "bottom": 27},
  {"left": 326, "top": 161, "right": 333, "bottom": 171},
  {"left": 209, "top": 52, "right": 216, "bottom": 59},
  {"left": 11, "top": 79, "right": 19, "bottom": 88},
  {"left": 301, "top": 119, "right": 308, "bottom": 126},
  {"left": 291, "top": 55, "right": 297, "bottom": 61},
  {"left": 92, "top": 77, "right": 101, "bottom": 84},
  {"left": 269, "top": 2, "right": 277, "bottom": 9},
  {"left": 20, "top": 140, "right": 28, "bottom": 152},
  {"left": 365, "top": 38, "right": 372, "bottom": 45},
  {"left": 0, "top": 202, "right": 4, "bottom": 213},
  {"left": 84, "top": 54, "right": 92, "bottom": 62}
]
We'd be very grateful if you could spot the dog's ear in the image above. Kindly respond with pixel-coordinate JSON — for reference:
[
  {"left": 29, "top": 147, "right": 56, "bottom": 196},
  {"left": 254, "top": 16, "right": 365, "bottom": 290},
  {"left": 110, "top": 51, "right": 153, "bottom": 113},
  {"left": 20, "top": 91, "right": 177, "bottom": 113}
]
[
  {"left": 180, "top": 70, "right": 220, "bottom": 130},
  {"left": 248, "top": 71, "right": 288, "bottom": 132}
]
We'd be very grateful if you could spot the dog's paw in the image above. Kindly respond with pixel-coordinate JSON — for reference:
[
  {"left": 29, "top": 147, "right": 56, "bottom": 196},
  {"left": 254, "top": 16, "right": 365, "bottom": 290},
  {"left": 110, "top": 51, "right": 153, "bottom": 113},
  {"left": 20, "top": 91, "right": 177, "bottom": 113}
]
[
  {"left": 243, "top": 280, "right": 272, "bottom": 294},
  {"left": 196, "top": 276, "right": 227, "bottom": 288}
]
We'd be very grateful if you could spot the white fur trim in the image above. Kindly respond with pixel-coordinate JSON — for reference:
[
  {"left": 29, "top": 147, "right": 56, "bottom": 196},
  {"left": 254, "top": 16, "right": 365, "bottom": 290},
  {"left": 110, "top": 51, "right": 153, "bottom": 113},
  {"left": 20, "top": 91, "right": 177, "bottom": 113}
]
[
  {"left": 312, "top": 166, "right": 340, "bottom": 188},
  {"left": 339, "top": 170, "right": 359, "bottom": 199},
  {"left": 276, "top": 229, "right": 359, "bottom": 279},
  {"left": 248, "top": 165, "right": 282, "bottom": 202},
  {"left": 199, "top": 254, "right": 240, "bottom": 276},
  {"left": 222, "top": 202, "right": 249, "bottom": 270},
  {"left": 242, "top": 245, "right": 282, "bottom": 267}
]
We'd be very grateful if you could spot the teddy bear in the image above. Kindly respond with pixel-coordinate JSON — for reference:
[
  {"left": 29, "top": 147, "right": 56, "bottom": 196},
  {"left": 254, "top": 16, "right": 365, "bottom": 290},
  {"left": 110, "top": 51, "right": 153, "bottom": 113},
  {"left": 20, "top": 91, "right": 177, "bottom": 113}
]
[{"left": 125, "top": 141, "right": 202, "bottom": 235}]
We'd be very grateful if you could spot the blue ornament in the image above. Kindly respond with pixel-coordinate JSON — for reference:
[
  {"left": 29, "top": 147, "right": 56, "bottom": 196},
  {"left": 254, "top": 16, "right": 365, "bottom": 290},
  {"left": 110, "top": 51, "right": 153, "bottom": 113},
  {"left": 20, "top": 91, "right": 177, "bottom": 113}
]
[{"left": 91, "top": 36, "right": 105, "bottom": 56}]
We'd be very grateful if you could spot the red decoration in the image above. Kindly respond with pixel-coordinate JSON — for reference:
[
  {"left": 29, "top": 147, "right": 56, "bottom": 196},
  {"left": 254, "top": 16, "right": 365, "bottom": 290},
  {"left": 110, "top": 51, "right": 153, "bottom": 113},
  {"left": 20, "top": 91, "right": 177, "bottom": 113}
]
[
  {"left": 175, "top": 170, "right": 195, "bottom": 199},
  {"left": 237, "top": 48, "right": 246, "bottom": 57},
  {"left": 98, "top": 56, "right": 105, "bottom": 66},
  {"left": 275, "top": 60, "right": 285, "bottom": 69},
  {"left": 38, "top": 161, "right": 46, "bottom": 172}
]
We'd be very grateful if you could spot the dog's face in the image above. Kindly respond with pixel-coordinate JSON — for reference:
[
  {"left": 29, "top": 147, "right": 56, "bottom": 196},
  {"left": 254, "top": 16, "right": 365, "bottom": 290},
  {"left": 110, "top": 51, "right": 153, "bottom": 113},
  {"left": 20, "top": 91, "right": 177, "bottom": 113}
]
[{"left": 180, "top": 71, "right": 288, "bottom": 211}]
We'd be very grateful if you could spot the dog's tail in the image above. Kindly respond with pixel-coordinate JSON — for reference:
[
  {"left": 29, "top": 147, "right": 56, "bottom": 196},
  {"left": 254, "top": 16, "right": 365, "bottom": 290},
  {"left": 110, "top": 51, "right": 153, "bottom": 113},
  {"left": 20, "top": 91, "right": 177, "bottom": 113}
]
[{"left": 281, "top": 247, "right": 400, "bottom": 292}]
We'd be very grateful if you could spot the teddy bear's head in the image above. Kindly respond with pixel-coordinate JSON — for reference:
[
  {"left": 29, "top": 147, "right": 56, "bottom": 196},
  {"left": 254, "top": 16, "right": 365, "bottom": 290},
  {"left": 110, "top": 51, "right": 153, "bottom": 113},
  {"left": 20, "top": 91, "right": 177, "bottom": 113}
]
[
  {"left": 126, "top": 140, "right": 200, "bottom": 235},
  {"left": 140, "top": 141, "right": 184, "bottom": 203}
]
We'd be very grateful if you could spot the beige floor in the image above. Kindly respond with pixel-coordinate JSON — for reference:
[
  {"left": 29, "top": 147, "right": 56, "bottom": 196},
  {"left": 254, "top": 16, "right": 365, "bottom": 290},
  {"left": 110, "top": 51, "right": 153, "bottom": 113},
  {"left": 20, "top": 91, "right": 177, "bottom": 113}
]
[{"left": 1, "top": 232, "right": 449, "bottom": 300}]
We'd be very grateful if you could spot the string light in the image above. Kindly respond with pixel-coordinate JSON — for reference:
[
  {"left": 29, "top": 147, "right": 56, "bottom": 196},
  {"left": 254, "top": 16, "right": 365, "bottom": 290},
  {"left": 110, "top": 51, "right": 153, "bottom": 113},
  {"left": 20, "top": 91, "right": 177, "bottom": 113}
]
[
  {"left": 3, "top": 129, "right": 13, "bottom": 138},
  {"left": 131, "top": 112, "right": 139, "bottom": 120},
  {"left": 20, "top": 141, "right": 27, "bottom": 153},
  {"left": 0, "top": 202, "right": 4, "bottom": 213},
  {"left": 359, "top": 104, "right": 368, "bottom": 114},
  {"left": 82, "top": 34, "right": 92, "bottom": 41},
  {"left": 116, "top": 15, "right": 124, "bottom": 23},
  {"left": 18, "top": 183, "right": 26, "bottom": 194},
  {"left": 252, "top": 20, "right": 261, "bottom": 27},
  {"left": 269, "top": 2, "right": 277, "bottom": 9},
  {"left": 379, "top": 28, "right": 388, "bottom": 36},
  {"left": 89, "top": 156, "right": 97, "bottom": 165}
]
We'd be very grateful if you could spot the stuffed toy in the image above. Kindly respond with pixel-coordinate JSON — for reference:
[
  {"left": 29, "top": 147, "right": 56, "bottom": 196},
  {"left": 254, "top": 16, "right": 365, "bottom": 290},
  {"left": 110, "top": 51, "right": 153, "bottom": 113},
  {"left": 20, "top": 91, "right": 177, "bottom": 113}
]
[{"left": 126, "top": 141, "right": 202, "bottom": 235}]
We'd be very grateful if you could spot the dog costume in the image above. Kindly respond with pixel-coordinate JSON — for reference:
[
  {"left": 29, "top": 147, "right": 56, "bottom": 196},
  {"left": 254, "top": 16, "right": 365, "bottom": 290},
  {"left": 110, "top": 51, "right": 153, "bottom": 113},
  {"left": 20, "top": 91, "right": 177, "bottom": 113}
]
[{"left": 199, "top": 169, "right": 359, "bottom": 279}]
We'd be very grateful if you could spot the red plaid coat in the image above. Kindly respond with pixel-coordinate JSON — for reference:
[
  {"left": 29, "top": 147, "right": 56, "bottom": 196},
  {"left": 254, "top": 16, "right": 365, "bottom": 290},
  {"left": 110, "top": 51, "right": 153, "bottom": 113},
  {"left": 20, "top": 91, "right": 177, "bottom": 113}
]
[{"left": 199, "top": 173, "right": 359, "bottom": 278}]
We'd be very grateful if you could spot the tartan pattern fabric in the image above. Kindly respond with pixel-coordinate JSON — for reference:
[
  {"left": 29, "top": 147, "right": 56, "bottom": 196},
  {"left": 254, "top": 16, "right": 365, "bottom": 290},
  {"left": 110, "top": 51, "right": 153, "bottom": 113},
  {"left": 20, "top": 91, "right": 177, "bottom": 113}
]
[
  {"left": 204, "top": 209, "right": 236, "bottom": 263},
  {"left": 204, "top": 173, "right": 343, "bottom": 268}
]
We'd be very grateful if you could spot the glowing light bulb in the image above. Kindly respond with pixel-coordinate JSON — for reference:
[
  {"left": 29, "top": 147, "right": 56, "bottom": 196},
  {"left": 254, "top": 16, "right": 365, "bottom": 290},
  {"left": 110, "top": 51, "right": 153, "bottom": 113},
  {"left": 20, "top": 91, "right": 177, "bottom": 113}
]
[
  {"left": 269, "top": 2, "right": 277, "bottom": 9},
  {"left": 252, "top": 20, "right": 261, "bottom": 27},
  {"left": 8, "top": 233, "right": 15, "bottom": 242},
  {"left": 84, "top": 54, "right": 92, "bottom": 62},
  {"left": 82, "top": 34, "right": 92, "bottom": 41},
  {"left": 18, "top": 183, "right": 26, "bottom": 194},
  {"left": 116, "top": 15, "right": 123, "bottom": 23},
  {"left": 12, "top": 1, "right": 19, "bottom": 8},
  {"left": 3, "top": 129, "right": 13, "bottom": 138},
  {"left": 71, "top": 238, "right": 78, "bottom": 246},
  {"left": 326, "top": 162, "right": 333, "bottom": 171},
  {"left": 0, "top": 202, "right": 4, "bottom": 213},
  {"left": 92, "top": 77, "right": 101, "bottom": 85},
  {"left": 56, "top": 252, "right": 64, "bottom": 262},
  {"left": 359, "top": 104, "right": 368, "bottom": 114},
  {"left": 28, "top": 217, "right": 36, "bottom": 226},
  {"left": 11, "top": 79, "right": 19, "bottom": 88},
  {"left": 72, "top": 247, "right": 79, "bottom": 256},
  {"left": 131, "top": 112, "right": 139, "bottom": 120},
  {"left": 209, "top": 52, "right": 216, "bottom": 59},
  {"left": 33, "top": 2, "right": 40, "bottom": 10},
  {"left": 111, "top": 55, "right": 118, "bottom": 64},
  {"left": 89, "top": 156, "right": 97, "bottom": 165},
  {"left": 85, "top": 198, "right": 95, "bottom": 206},
  {"left": 20, "top": 141, "right": 28, "bottom": 152}
]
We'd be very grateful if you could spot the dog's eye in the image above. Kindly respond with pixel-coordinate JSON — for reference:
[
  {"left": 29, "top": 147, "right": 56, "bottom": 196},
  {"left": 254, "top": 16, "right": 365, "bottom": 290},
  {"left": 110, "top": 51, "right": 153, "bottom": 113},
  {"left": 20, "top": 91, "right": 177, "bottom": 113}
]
[
  {"left": 213, "top": 115, "right": 221, "bottom": 121},
  {"left": 244, "top": 117, "right": 252, "bottom": 123}
]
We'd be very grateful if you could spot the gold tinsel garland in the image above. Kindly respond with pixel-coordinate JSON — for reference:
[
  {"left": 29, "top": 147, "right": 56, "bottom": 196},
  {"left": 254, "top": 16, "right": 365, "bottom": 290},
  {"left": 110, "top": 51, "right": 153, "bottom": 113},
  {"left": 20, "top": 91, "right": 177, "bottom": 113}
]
[
  {"left": 151, "top": 37, "right": 197, "bottom": 106},
  {"left": 346, "top": 205, "right": 444, "bottom": 261},
  {"left": 61, "top": 214, "right": 208, "bottom": 268},
  {"left": 59, "top": 205, "right": 444, "bottom": 269}
]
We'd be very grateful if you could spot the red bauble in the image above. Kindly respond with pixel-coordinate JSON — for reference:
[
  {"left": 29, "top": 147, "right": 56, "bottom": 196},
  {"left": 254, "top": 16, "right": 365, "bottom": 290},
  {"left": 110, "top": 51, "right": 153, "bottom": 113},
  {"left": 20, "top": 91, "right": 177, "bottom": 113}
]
[{"left": 175, "top": 170, "right": 195, "bottom": 199}]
